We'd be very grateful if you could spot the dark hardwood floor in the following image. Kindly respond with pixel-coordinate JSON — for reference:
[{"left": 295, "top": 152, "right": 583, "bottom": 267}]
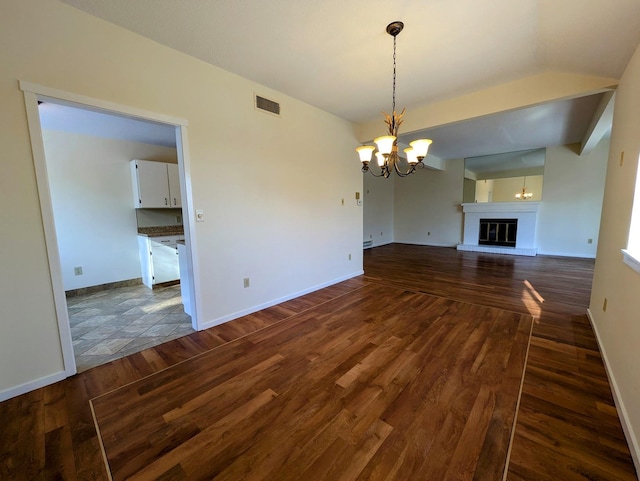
[{"left": 0, "top": 244, "right": 636, "bottom": 480}]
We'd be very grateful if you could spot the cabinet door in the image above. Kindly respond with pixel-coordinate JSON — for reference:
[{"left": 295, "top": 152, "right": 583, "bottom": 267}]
[
  {"left": 150, "top": 241, "right": 180, "bottom": 284},
  {"left": 167, "top": 163, "right": 182, "bottom": 208},
  {"left": 134, "top": 160, "right": 171, "bottom": 208}
]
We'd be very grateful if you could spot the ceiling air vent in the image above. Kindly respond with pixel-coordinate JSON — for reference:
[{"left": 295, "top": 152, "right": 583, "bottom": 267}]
[{"left": 255, "top": 95, "right": 280, "bottom": 116}]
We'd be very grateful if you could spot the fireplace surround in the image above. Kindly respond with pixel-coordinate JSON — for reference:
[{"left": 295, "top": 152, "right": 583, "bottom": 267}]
[{"left": 458, "top": 202, "right": 540, "bottom": 256}]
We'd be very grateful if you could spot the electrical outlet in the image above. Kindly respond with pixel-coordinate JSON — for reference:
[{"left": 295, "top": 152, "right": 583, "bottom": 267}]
[
  {"left": 348, "top": 253, "right": 352, "bottom": 260},
  {"left": 243, "top": 278, "right": 250, "bottom": 288},
  {"left": 341, "top": 198, "right": 344, "bottom": 206},
  {"left": 74, "top": 266, "right": 83, "bottom": 276},
  {"left": 588, "top": 238, "right": 593, "bottom": 244},
  {"left": 427, "top": 232, "right": 431, "bottom": 236},
  {"left": 603, "top": 297, "right": 608, "bottom": 312}
]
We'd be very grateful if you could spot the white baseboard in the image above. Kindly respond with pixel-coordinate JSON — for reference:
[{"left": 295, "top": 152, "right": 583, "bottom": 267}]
[
  {"left": 0, "top": 371, "right": 66, "bottom": 402},
  {"left": 368, "top": 240, "right": 393, "bottom": 249},
  {"left": 586, "top": 308, "right": 640, "bottom": 475},
  {"left": 537, "top": 250, "right": 596, "bottom": 259},
  {"left": 395, "top": 241, "right": 458, "bottom": 248},
  {"left": 457, "top": 244, "right": 536, "bottom": 256},
  {"left": 200, "top": 270, "right": 365, "bottom": 330}
]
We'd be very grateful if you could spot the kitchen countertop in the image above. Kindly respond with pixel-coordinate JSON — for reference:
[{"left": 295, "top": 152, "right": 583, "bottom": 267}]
[{"left": 137, "top": 226, "right": 184, "bottom": 237}]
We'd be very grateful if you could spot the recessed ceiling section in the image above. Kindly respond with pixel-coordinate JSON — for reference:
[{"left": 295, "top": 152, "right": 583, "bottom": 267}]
[
  {"left": 399, "top": 93, "right": 606, "bottom": 160},
  {"left": 465, "top": 148, "right": 546, "bottom": 179}
]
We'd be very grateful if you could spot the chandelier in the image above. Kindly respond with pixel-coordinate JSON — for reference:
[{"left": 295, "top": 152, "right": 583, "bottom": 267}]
[
  {"left": 515, "top": 176, "right": 533, "bottom": 200},
  {"left": 356, "top": 21, "right": 433, "bottom": 178}
]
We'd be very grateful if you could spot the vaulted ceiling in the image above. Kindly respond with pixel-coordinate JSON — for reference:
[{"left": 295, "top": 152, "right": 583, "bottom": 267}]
[{"left": 58, "top": 0, "right": 640, "bottom": 160}]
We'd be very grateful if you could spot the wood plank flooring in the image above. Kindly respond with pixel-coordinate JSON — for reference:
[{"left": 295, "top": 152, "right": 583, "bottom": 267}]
[
  {"left": 0, "top": 244, "right": 636, "bottom": 480},
  {"left": 92, "top": 284, "right": 532, "bottom": 480}
]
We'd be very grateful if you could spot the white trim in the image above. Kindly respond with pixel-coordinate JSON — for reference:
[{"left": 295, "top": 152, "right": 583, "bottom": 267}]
[
  {"left": 461, "top": 201, "right": 541, "bottom": 214},
  {"left": 0, "top": 371, "right": 66, "bottom": 402},
  {"left": 537, "top": 250, "right": 596, "bottom": 259},
  {"left": 22, "top": 91, "right": 77, "bottom": 377},
  {"left": 175, "top": 125, "right": 202, "bottom": 330},
  {"left": 19, "top": 81, "right": 188, "bottom": 127},
  {"left": 457, "top": 244, "right": 537, "bottom": 257},
  {"left": 395, "top": 241, "right": 458, "bottom": 248},
  {"left": 587, "top": 308, "right": 640, "bottom": 474},
  {"left": 622, "top": 249, "right": 640, "bottom": 274},
  {"left": 199, "top": 271, "right": 364, "bottom": 330},
  {"left": 20, "top": 81, "right": 200, "bottom": 395}
]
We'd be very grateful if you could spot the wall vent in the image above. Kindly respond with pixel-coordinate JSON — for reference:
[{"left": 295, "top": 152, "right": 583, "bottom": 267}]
[
  {"left": 255, "top": 95, "right": 280, "bottom": 116},
  {"left": 363, "top": 240, "right": 373, "bottom": 248}
]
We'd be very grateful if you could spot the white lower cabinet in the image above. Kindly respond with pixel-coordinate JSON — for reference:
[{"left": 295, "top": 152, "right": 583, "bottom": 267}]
[
  {"left": 138, "top": 235, "right": 182, "bottom": 288},
  {"left": 177, "top": 241, "right": 192, "bottom": 315}
]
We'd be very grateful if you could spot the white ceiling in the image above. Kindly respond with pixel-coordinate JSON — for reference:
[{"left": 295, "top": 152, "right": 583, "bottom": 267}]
[{"left": 56, "top": 0, "right": 640, "bottom": 159}]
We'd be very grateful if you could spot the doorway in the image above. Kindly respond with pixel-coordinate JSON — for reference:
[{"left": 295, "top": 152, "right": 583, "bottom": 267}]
[{"left": 21, "top": 82, "right": 200, "bottom": 376}]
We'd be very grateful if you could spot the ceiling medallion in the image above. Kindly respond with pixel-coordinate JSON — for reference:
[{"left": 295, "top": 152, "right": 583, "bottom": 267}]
[{"left": 356, "top": 21, "right": 433, "bottom": 178}]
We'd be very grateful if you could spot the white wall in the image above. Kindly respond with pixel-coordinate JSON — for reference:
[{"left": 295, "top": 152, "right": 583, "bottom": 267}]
[
  {"left": 0, "top": 0, "right": 362, "bottom": 397},
  {"left": 363, "top": 173, "right": 394, "bottom": 247},
  {"left": 590, "top": 41, "right": 640, "bottom": 470},
  {"left": 42, "top": 129, "right": 178, "bottom": 290},
  {"left": 364, "top": 144, "right": 608, "bottom": 256},
  {"left": 394, "top": 159, "right": 465, "bottom": 246},
  {"left": 536, "top": 142, "right": 608, "bottom": 257}
]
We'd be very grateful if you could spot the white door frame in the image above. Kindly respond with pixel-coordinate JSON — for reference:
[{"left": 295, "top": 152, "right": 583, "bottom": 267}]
[{"left": 20, "top": 81, "right": 202, "bottom": 376}]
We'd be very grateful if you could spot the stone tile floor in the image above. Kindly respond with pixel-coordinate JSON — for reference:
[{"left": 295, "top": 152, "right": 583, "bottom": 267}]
[{"left": 67, "top": 283, "right": 193, "bottom": 372}]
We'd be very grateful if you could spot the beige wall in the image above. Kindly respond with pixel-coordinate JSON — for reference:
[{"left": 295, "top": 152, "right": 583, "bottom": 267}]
[
  {"left": 393, "top": 159, "right": 465, "bottom": 246},
  {"left": 363, "top": 173, "right": 394, "bottom": 247},
  {"left": 491, "top": 175, "right": 543, "bottom": 202},
  {"left": 590, "top": 42, "right": 640, "bottom": 468},
  {"left": 536, "top": 142, "right": 608, "bottom": 257},
  {"left": 0, "top": 0, "right": 362, "bottom": 397}
]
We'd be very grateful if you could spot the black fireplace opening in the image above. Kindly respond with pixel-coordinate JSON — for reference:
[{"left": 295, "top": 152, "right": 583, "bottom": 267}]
[{"left": 479, "top": 218, "right": 517, "bottom": 247}]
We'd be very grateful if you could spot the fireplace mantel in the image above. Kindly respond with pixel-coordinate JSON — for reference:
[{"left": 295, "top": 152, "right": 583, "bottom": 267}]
[{"left": 458, "top": 202, "right": 541, "bottom": 256}]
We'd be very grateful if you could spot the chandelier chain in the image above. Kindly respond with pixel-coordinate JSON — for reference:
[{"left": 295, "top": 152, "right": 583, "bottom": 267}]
[{"left": 392, "top": 34, "right": 397, "bottom": 130}]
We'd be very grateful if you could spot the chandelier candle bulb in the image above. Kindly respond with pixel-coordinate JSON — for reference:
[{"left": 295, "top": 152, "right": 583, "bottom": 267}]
[
  {"left": 410, "top": 139, "right": 432, "bottom": 159},
  {"left": 376, "top": 152, "right": 386, "bottom": 167},
  {"left": 356, "top": 145, "right": 375, "bottom": 163},
  {"left": 374, "top": 136, "right": 396, "bottom": 155},
  {"left": 404, "top": 147, "right": 418, "bottom": 164}
]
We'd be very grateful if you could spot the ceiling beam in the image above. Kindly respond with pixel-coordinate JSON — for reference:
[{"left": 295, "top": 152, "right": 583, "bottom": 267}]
[
  {"left": 579, "top": 91, "right": 615, "bottom": 156},
  {"left": 356, "top": 72, "right": 619, "bottom": 143}
]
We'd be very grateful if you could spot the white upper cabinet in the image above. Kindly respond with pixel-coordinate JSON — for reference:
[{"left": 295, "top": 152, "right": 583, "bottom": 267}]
[
  {"left": 167, "top": 163, "right": 182, "bottom": 208},
  {"left": 130, "top": 159, "right": 181, "bottom": 208}
]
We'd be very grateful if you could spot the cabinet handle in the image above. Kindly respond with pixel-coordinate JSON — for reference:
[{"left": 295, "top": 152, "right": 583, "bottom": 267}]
[
  {"left": 165, "top": 197, "right": 168, "bottom": 206},
  {"left": 173, "top": 197, "right": 177, "bottom": 206}
]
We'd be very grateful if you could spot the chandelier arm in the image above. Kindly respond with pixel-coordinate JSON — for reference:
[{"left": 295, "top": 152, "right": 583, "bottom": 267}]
[
  {"left": 367, "top": 168, "right": 387, "bottom": 178},
  {"left": 393, "top": 162, "right": 414, "bottom": 177}
]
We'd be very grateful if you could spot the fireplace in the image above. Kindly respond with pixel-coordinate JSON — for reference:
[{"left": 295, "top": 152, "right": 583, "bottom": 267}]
[
  {"left": 479, "top": 218, "right": 517, "bottom": 247},
  {"left": 458, "top": 202, "right": 540, "bottom": 256}
]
